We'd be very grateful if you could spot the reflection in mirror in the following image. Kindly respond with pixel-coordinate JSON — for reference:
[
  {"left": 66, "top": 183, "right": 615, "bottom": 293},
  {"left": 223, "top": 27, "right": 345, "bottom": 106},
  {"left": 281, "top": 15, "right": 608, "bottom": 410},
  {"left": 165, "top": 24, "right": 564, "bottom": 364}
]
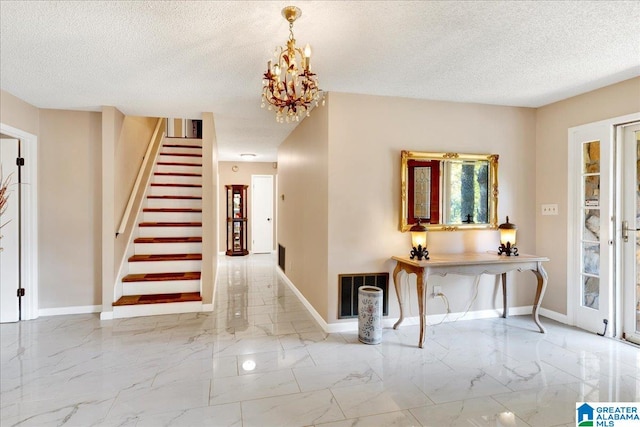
[
  {"left": 401, "top": 151, "right": 499, "bottom": 231},
  {"left": 442, "top": 160, "right": 489, "bottom": 224}
]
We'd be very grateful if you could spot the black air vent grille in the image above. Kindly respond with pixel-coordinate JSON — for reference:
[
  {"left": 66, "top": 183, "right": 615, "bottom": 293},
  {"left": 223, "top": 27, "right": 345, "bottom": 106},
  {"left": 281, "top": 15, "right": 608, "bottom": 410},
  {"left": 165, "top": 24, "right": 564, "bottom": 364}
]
[
  {"left": 338, "top": 273, "right": 389, "bottom": 319},
  {"left": 278, "top": 244, "right": 285, "bottom": 272}
]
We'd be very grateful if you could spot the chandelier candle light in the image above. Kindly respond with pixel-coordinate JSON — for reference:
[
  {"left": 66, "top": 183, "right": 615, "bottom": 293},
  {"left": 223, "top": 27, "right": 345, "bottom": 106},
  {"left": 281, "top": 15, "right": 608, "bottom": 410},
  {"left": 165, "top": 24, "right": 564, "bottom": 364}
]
[{"left": 262, "top": 6, "right": 324, "bottom": 123}]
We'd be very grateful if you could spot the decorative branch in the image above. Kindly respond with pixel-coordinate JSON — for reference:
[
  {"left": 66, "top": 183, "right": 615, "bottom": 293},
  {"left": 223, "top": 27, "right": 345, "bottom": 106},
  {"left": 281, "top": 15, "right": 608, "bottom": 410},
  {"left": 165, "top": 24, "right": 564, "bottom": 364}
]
[{"left": 0, "top": 167, "right": 12, "bottom": 250}]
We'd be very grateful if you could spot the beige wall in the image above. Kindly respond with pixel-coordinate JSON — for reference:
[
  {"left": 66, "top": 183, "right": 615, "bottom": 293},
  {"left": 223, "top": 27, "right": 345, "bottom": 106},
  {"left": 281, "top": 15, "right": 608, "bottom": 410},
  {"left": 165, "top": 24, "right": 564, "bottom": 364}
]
[
  {"left": 0, "top": 90, "right": 39, "bottom": 136},
  {"left": 172, "top": 118, "right": 183, "bottom": 138},
  {"left": 101, "top": 106, "right": 123, "bottom": 312},
  {"left": 278, "top": 93, "right": 539, "bottom": 324},
  {"left": 114, "top": 116, "right": 157, "bottom": 227},
  {"left": 218, "top": 161, "right": 277, "bottom": 253},
  {"left": 278, "top": 102, "right": 330, "bottom": 321},
  {"left": 535, "top": 77, "right": 640, "bottom": 314},
  {"left": 0, "top": 91, "right": 103, "bottom": 309},
  {"left": 112, "top": 116, "right": 159, "bottom": 288},
  {"left": 280, "top": 80, "right": 640, "bottom": 325},
  {"left": 324, "top": 93, "right": 538, "bottom": 323},
  {"left": 201, "top": 113, "right": 218, "bottom": 304},
  {"left": 39, "top": 109, "right": 102, "bottom": 308}
]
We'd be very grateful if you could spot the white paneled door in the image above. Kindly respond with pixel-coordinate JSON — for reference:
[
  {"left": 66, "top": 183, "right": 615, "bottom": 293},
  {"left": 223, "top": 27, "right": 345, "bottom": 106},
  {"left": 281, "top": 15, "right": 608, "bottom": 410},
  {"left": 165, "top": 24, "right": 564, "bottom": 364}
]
[
  {"left": 251, "top": 175, "right": 274, "bottom": 253},
  {"left": 0, "top": 138, "right": 19, "bottom": 323}
]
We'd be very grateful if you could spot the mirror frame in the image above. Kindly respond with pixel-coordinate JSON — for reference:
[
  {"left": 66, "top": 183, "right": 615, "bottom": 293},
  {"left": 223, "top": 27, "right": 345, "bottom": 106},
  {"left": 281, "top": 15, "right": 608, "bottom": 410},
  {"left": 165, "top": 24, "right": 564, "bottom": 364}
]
[{"left": 400, "top": 150, "right": 499, "bottom": 231}]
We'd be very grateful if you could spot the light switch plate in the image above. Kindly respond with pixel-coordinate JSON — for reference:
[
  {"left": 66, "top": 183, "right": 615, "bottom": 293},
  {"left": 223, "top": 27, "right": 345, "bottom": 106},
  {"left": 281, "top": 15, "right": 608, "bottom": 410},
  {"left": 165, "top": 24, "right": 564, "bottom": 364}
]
[{"left": 542, "top": 204, "right": 558, "bottom": 215}]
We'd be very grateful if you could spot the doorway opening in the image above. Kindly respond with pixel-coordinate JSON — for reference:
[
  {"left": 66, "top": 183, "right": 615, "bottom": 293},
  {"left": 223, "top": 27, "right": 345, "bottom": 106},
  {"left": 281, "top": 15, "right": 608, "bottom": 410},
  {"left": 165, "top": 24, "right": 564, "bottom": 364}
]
[{"left": 0, "top": 123, "right": 38, "bottom": 322}]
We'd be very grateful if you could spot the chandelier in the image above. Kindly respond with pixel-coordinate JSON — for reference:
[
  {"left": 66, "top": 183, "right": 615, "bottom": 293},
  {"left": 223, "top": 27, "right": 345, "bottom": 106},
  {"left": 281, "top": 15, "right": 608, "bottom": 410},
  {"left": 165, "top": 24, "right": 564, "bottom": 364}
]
[{"left": 261, "top": 6, "right": 324, "bottom": 123}]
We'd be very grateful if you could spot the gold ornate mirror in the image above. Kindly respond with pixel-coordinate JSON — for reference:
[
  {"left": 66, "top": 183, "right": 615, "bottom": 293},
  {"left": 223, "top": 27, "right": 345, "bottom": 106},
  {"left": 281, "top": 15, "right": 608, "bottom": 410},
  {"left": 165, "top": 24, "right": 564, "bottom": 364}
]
[{"left": 400, "top": 151, "right": 499, "bottom": 231}]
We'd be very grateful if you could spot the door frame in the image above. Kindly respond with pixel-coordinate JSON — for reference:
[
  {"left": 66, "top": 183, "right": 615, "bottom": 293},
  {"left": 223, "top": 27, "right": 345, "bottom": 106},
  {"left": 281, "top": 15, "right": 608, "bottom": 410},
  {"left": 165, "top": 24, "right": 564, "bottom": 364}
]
[
  {"left": 250, "top": 174, "right": 274, "bottom": 253},
  {"left": 0, "top": 123, "right": 39, "bottom": 321},
  {"left": 567, "top": 112, "right": 640, "bottom": 336}
]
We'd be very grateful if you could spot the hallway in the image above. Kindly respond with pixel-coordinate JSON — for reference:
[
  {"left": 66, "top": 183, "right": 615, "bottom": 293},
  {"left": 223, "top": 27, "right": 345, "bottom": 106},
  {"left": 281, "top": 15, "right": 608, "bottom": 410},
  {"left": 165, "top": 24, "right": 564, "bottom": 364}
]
[{"left": 1, "top": 254, "right": 639, "bottom": 426}]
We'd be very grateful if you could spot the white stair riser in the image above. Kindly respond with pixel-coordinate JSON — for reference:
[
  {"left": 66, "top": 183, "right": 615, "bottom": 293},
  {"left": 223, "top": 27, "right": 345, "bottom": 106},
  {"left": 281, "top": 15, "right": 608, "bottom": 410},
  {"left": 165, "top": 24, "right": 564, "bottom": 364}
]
[
  {"left": 113, "top": 301, "right": 203, "bottom": 318},
  {"left": 128, "top": 260, "right": 202, "bottom": 274},
  {"left": 143, "top": 211, "right": 202, "bottom": 223},
  {"left": 149, "top": 186, "right": 202, "bottom": 197},
  {"left": 164, "top": 138, "right": 202, "bottom": 145},
  {"left": 161, "top": 146, "right": 202, "bottom": 154},
  {"left": 138, "top": 226, "right": 202, "bottom": 238},
  {"left": 156, "top": 164, "right": 202, "bottom": 174},
  {"left": 153, "top": 175, "right": 202, "bottom": 185},
  {"left": 122, "top": 279, "right": 200, "bottom": 295},
  {"left": 146, "top": 198, "right": 202, "bottom": 209},
  {"left": 158, "top": 154, "right": 201, "bottom": 165},
  {"left": 134, "top": 242, "right": 202, "bottom": 255}
]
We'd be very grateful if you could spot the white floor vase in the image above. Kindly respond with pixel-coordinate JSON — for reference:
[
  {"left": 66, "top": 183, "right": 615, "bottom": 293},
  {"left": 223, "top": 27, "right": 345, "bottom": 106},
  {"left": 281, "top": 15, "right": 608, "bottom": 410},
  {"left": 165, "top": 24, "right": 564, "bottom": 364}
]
[{"left": 358, "top": 286, "right": 383, "bottom": 345}]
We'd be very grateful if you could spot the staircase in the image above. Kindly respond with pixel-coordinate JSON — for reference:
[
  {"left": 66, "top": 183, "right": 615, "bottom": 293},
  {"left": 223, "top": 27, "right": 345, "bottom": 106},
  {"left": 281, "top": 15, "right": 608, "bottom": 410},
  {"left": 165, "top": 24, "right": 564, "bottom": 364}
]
[{"left": 113, "top": 137, "right": 204, "bottom": 317}]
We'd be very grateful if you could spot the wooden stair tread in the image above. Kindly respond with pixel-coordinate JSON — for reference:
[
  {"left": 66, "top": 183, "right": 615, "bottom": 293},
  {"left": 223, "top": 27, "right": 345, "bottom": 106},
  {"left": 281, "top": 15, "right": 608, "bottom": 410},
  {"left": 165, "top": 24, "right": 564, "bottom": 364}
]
[
  {"left": 147, "top": 195, "right": 202, "bottom": 200},
  {"left": 151, "top": 183, "right": 202, "bottom": 188},
  {"left": 113, "top": 292, "right": 202, "bottom": 306},
  {"left": 157, "top": 162, "right": 202, "bottom": 167},
  {"left": 128, "top": 253, "right": 202, "bottom": 262},
  {"left": 134, "top": 236, "right": 202, "bottom": 243},
  {"left": 159, "top": 152, "right": 202, "bottom": 158},
  {"left": 122, "top": 272, "right": 201, "bottom": 283},
  {"left": 143, "top": 208, "right": 202, "bottom": 213},
  {"left": 139, "top": 222, "right": 202, "bottom": 227},
  {"left": 163, "top": 144, "right": 202, "bottom": 150},
  {"left": 154, "top": 172, "right": 202, "bottom": 177}
]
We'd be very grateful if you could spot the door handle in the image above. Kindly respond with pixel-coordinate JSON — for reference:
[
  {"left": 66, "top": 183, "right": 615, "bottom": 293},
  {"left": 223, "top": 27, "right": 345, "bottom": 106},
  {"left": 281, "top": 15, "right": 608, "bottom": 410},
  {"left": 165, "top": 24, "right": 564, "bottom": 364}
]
[{"left": 622, "top": 220, "right": 638, "bottom": 243}]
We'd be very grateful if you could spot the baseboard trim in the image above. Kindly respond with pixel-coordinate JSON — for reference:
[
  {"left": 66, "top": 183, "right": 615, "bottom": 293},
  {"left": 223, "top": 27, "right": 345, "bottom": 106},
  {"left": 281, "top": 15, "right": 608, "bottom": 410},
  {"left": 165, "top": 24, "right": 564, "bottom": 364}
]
[
  {"left": 276, "top": 268, "right": 332, "bottom": 333},
  {"left": 324, "top": 306, "right": 537, "bottom": 333},
  {"left": 539, "top": 307, "right": 569, "bottom": 324},
  {"left": 202, "top": 303, "right": 214, "bottom": 312},
  {"left": 275, "top": 268, "right": 543, "bottom": 334},
  {"left": 40, "top": 305, "right": 101, "bottom": 317},
  {"left": 112, "top": 301, "right": 203, "bottom": 318}
]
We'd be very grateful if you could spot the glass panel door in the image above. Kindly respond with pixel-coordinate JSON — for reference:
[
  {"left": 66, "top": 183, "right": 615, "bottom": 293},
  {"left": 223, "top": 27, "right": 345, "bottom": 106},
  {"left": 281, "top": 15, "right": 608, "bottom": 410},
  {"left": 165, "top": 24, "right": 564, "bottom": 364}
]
[
  {"left": 582, "top": 141, "right": 601, "bottom": 310},
  {"left": 570, "top": 124, "right": 613, "bottom": 335},
  {"left": 622, "top": 123, "right": 640, "bottom": 344}
]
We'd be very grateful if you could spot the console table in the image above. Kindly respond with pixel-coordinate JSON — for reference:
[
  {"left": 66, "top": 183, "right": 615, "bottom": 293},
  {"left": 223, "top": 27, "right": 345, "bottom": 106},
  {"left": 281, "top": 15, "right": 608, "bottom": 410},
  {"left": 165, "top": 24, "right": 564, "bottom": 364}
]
[{"left": 391, "top": 253, "right": 549, "bottom": 348}]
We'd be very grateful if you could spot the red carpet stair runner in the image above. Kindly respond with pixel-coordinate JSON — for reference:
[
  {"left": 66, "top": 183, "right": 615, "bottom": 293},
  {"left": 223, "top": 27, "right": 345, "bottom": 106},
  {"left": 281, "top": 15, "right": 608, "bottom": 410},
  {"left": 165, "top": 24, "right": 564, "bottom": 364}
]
[{"left": 113, "top": 138, "right": 203, "bottom": 315}]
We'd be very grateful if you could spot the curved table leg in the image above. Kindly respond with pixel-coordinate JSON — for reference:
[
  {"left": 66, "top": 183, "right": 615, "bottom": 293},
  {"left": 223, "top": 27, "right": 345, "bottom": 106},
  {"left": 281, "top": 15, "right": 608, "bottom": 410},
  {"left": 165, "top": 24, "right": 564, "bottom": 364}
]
[
  {"left": 530, "top": 261, "right": 548, "bottom": 333},
  {"left": 392, "top": 262, "right": 404, "bottom": 330},
  {"left": 416, "top": 269, "right": 427, "bottom": 348},
  {"left": 501, "top": 272, "right": 508, "bottom": 318}
]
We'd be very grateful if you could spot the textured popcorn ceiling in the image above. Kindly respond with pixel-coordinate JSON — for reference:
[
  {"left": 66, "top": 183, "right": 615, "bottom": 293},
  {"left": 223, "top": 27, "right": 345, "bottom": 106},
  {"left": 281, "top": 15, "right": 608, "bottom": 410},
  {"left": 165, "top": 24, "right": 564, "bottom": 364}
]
[{"left": 1, "top": 1, "right": 639, "bottom": 161}]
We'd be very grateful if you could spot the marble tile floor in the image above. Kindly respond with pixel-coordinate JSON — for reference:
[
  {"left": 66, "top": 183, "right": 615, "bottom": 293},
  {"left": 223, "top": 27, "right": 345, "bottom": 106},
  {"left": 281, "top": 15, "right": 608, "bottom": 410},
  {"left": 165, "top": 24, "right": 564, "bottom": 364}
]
[{"left": 1, "top": 254, "right": 639, "bottom": 426}]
